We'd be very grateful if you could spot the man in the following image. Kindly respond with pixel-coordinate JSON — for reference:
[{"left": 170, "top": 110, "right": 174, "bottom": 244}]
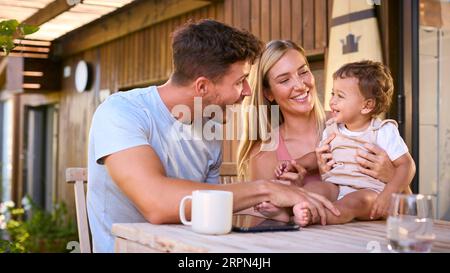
[{"left": 87, "top": 19, "right": 339, "bottom": 252}]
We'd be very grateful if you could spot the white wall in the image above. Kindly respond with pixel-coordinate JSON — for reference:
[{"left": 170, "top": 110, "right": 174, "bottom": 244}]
[
  {"left": 419, "top": 25, "right": 450, "bottom": 220},
  {"left": 419, "top": 27, "right": 439, "bottom": 210},
  {"left": 438, "top": 28, "right": 450, "bottom": 220}
]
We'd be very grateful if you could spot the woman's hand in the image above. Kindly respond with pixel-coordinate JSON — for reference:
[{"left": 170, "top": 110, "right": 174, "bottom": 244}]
[
  {"left": 355, "top": 143, "right": 395, "bottom": 183},
  {"left": 315, "top": 133, "right": 336, "bottom": 175},
  {"left": 370, "top": 190, "right": 393, "bottom": 219}
]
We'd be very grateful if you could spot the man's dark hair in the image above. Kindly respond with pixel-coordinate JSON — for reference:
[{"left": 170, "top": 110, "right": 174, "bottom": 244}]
[{"left": 171, "top": 19, "right": 263, "bottom": 85}]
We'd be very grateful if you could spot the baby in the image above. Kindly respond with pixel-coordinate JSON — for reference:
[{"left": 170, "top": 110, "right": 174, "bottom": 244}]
[{"left": 272, "top": 60, "right": 415, "bottom": 226}]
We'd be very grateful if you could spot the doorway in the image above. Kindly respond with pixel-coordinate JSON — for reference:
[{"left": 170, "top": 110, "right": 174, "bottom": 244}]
[{"left": 22, "top": 104, "right": 59, "bottom": 212}]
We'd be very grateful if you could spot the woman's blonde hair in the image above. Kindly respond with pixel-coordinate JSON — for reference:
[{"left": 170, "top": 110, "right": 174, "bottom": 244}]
[{"left": 236, "top": 40, "right": 326, "bottom": 180}]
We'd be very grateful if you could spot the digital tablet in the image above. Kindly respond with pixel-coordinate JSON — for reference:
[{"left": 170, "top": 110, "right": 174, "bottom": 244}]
[{"left": 232, "top": 214, "right": 300, "bottom": 232}]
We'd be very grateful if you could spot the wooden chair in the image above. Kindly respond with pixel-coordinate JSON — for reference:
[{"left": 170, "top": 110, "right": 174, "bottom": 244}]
[
  {"left": 220, "top": 162, "right": 239, "bottom": 184},
  {"left": 65, "top": 167, "right": 91, "bottom": 253},
  {"left": 64, "top": 163, "right": 236, "bottom": 252}
]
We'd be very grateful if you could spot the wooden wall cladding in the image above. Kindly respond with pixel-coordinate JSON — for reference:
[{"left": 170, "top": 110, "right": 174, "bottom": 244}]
[{"left": 56, "top": 0, "right": 332, "bottom": 203}]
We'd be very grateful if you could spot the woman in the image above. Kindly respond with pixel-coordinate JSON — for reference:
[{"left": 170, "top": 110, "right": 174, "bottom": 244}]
[{"left": 237, "top": 40, "right": 401, "bottom": 225}]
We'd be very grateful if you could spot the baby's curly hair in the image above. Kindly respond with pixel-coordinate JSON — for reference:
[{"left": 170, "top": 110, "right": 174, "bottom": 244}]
[{"left": 333, "top": 60, "right": 394, "bottom": 117}]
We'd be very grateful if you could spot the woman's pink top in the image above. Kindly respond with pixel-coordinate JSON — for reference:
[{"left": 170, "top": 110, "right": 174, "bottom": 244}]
[{"left": 275, "top": 132, "right": 293, "bottom": 161}]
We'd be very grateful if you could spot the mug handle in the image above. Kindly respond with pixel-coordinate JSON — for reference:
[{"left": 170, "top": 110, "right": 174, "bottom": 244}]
[{"left": 179, "top": 195, "right": 192, "bottom": 226}]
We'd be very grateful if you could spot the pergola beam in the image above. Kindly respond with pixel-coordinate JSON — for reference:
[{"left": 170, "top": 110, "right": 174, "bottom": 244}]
[
  {"left": 22, "top": 0, "right": 83, "bottom": 26},
  {"left": 57, "top": 0, "right": 213, "bottom": 57}
]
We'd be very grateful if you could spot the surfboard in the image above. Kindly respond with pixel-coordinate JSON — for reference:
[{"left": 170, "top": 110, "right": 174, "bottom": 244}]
[{"left": 324, "top": 0, "right": 384, "bottom": 111}]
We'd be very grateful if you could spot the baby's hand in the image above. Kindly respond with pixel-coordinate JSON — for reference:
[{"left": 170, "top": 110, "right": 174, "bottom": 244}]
[
  {"left": 370, "top": 191, "right": 392, "bottom": 219},
  {"left": 275, "top": 160, "right": 298, "bottom": 178},
  {"left": 274, "top": 160, "right": 307, "bottom": 187},
  {"left": 275, "top": 161, "right": 288, "bottom": 178}
]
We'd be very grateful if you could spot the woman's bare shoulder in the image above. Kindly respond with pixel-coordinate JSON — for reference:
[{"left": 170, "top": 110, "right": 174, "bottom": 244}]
[
  {"left": 249, "top": 141, "right": 273, "bottom": 162},
  {"left": 249, "top": 141, "right": 261, "bottom": 157},
  {"left": 248, "top": 141, "right": 278, "bottom": 180}
]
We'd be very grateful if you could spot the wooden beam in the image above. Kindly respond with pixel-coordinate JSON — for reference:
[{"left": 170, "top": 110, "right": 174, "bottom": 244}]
[
  {"left": 0, "top": 57, "right": 7, "bottom": 78},
  {"left": 0, "top": 58, "right": 6, "bottom": 89},
  {"left": 56, "top": 0, "right": 213, "bottom": 57},
  {"left": 22, "top": 0, "right": 82, "bottom": 26}
]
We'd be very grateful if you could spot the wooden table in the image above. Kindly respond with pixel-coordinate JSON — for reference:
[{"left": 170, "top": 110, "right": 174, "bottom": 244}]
[{"left": 112, "top": 220, "right": 450, "bottom": 253}]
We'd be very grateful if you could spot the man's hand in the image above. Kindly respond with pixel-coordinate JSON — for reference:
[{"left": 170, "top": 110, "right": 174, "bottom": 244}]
[
  {"left": 266, "top": 181, "right": 340, "bottom": 225},
  {"left": 254, "top": 202, "right": 291, "bottom": 222}
]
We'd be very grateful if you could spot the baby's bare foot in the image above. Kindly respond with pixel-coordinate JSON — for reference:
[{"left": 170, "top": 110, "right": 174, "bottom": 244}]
[{"left": 293, "top": 202, "right": 317, "bottom": 227}]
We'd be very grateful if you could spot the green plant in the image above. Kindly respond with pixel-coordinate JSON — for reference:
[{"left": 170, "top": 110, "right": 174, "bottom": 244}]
[
  {"left": 0, "top": 19, "right": 39, "bottom": 55},
  {"left": 0, "top": 197, "right": 78, "bottom": 253},
  {"left": 0, "top": 201, "right": 28, "bottom": 253}
]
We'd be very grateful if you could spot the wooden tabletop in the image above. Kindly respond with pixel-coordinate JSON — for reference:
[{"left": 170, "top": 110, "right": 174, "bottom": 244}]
[{"left": 111, "top": 220, "right": 450, "bottom": 253}]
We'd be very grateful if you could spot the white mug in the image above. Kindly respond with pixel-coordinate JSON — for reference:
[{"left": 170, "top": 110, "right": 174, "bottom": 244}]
[{"left": 179, "top": 190, "right": 233, "bottom": 235}]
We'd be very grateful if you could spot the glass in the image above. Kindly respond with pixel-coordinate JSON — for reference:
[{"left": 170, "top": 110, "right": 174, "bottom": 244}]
[{"left": 387, "top": 194, "right": 436, "bottom": 253}]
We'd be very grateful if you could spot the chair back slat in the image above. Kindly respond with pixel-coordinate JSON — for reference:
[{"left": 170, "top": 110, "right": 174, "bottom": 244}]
[
  {"left": 66, "top": 168, "right": 87, "bottom": 183},
  {"left": 66, "top": 167, "right": 91, "bottom": 253},
  {"left": 220, "top": 163, "right": 239, "bottom": 184}
]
